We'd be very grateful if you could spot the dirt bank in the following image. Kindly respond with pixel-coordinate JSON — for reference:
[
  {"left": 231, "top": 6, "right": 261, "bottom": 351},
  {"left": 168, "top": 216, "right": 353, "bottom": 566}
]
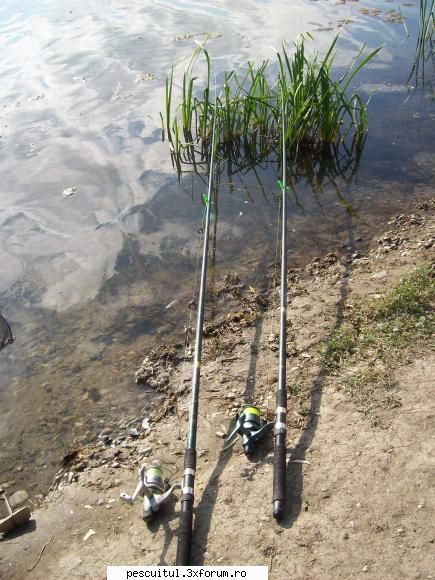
[{"left": 1, "top": 199, "right": 434, "bottom": 579}]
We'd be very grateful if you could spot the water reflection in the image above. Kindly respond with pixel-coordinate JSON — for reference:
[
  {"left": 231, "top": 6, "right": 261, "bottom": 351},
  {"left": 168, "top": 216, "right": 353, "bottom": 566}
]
[{"left": 174, "top": 133, "right": 365, "bottom": 218}]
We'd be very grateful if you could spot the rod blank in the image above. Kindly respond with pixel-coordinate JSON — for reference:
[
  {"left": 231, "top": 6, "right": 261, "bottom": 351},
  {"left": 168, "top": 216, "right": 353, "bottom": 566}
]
[
  {"left": 273, "top": 97, "right": 288, "bottom": 521},
  {"left": 176, "top": 114, "right": 218, "bottom": 565}
]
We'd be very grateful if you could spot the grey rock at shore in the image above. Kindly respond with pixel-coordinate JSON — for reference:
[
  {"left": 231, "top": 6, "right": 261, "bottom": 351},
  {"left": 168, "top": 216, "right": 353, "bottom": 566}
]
[{"left": 9, "top": 490, "right": 29, "bottom": 510}]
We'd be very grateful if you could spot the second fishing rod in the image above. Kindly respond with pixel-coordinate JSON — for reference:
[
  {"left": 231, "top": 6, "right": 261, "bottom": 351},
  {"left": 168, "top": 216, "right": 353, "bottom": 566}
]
[
  {"left": 273, "top": 90, "right": 288, "bottom": 521},
  {"left": 176, "top": 108, "right": 218, "bottom": 566}
]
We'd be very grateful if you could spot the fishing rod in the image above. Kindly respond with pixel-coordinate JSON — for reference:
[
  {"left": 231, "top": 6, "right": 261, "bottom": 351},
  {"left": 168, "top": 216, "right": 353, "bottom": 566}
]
[
  {"left": 176, "top": 109, "right": 218, "bottom": 566},
  {"left": 273, "top": 93, "right": 288, "bottom": 521}
]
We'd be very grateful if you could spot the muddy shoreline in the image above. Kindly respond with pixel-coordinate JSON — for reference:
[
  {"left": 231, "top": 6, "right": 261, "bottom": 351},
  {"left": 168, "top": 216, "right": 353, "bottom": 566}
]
[
  {"left": 1, "top": 196, "right": 433, "bottom": 578},
  {"left": 1, "top": 189, "right": 433, "bottom": 501}
]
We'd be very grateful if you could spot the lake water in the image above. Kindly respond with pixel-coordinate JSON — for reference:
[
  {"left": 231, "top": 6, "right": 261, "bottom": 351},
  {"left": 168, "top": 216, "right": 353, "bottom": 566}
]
[{"left": 0, "top": 0, "right": 433, "bottom": 494}]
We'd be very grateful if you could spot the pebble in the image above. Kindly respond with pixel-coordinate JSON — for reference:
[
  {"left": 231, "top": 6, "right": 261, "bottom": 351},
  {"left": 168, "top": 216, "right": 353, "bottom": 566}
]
[
  {"left": 139, "top": 447, "right": 152, "bottom": 456},
  {"left": 372, "top": 270, "right": 388, "bottom": 280},
  {"left": 83, "top": 529, "right": 96, "bottom": 542},
  {"left": 97, "top": 498, "right": 105, "bottom": 506},
  {"left": 362, "top": 565, "right": 369, "bottom": 573},
  {"left": 9, "top": 490, "right": 29, "bottom": 510},
  {"left": 341, "top": 531, "right": 349, "bottom": 540}
]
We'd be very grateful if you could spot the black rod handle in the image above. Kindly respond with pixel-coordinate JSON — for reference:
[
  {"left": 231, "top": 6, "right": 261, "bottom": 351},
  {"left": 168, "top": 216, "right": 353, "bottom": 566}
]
[
  {"left": 176, "top": 448, "right": 196, "bottom": 565},
  {"left": 176, "top": 501, "right": 194, "bottom": 565},
  {"left": 273, "top": 432, "right": 286, "bottom": 520}
]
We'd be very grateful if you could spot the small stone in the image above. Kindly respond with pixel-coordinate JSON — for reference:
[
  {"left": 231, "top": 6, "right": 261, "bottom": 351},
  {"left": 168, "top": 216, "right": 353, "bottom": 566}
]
[
  {"left": 372, "top": 270, "right": 388, "bottom": 280},
  {"left": 96, "top": 498, "right": 104, "bottom": 506},
  {"left": 8, "top": 490, "right": 29, "bottom": 510},
  {"left": 99, "top": 427, "right": 112, "bottom": 437},
  {"left": 362, "top": 565, "right": 369, "bottom": 573},
  {"left": 83, "top": 529, "right": 96, "bottom": 541},
  {"left": 139, "top": 446, "right": 152, "bottom": 456},
  {"left": 341, "top": 531, "right": 349, "bottom": 540},
  {"left": 397, "top": 528, "right": 406, "bottom": 536}
]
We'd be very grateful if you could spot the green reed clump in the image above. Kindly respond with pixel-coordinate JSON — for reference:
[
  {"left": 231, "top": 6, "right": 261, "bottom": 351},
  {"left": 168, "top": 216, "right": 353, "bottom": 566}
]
[
  {"left": 408, "top": 0, "right": 434, "bottom": 88},
  {"left": 162, "top": 35, "right": 381, "bottom": 171}
]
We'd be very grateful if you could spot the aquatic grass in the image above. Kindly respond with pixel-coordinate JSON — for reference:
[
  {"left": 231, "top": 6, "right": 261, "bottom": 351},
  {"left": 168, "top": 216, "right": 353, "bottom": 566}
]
[
  {"left": 165, "top": 66, "right": 174, "bottom": 143},
  {"left": 408, "top": 0, "right": 434, "bottom": 88},
  {"left": 162, "top": 35, "right": 381, "bottom": 175}
]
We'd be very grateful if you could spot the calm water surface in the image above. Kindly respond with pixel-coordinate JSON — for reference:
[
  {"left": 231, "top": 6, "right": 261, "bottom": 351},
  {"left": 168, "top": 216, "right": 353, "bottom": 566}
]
[{"left": 0, "top": 0, "right": 433, "bottom": 493}]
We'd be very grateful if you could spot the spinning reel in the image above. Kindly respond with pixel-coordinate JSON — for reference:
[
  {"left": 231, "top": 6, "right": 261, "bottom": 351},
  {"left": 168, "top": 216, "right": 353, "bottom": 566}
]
[
  {"left": 120, "top": 463, "right": 180, "bottom": 522},
  {"left": 223, "top": 405, "right": 274, "bottom": 456}
]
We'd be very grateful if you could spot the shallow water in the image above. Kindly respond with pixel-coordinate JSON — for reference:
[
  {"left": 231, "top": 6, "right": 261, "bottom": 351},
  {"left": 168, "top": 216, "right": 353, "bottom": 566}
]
[{"left": 0, "top": 0, "right": 433, "bottom": 494}]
